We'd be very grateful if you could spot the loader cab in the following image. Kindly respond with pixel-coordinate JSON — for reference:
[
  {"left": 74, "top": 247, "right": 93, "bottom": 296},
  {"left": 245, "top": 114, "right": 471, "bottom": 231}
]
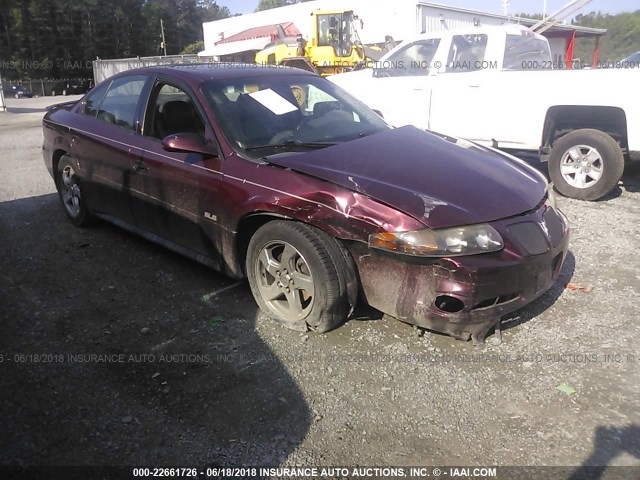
[{"left": 315, "top": 11, "right": 361, "bottom": 58}]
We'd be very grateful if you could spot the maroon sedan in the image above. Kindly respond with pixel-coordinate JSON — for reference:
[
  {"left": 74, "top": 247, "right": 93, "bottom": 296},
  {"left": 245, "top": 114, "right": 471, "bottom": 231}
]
[{"left": 42, "top": 65, "right": 569, "bottom": 343}]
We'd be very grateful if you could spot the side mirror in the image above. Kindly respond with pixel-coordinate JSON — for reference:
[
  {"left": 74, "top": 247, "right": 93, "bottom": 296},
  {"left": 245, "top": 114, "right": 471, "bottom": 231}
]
[{"left": 162, "top": 133, "right": 219, "bottom": 157}]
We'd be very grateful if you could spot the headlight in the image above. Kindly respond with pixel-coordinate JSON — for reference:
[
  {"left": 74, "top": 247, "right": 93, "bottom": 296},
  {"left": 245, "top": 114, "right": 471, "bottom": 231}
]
[{"left": 369, "top": 224, "right": 504, "bottom": 257}]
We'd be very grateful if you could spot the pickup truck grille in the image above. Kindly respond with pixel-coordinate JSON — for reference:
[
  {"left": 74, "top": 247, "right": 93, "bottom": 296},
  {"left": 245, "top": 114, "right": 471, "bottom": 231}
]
[{"left": 507, "top": 221, "right": 549, "bottom": 256}]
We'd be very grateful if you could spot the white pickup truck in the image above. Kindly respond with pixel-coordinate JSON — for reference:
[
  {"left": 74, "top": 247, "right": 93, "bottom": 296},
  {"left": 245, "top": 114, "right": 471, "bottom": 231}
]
[{"left": 330, "top": 24, "right": 640, "bottom": 200}]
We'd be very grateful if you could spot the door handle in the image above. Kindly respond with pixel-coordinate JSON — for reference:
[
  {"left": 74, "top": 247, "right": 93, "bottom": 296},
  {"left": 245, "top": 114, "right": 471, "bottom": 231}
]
[{"left": 132, "top": 160, "right": 149, "bottom": 174}]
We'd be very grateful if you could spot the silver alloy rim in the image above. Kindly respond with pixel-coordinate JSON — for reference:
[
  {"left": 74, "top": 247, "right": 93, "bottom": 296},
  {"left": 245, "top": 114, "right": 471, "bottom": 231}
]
[
  {"left": 60, "top": 165, "right": 82, "bottom": 217},
  {"left": 559, "top": 144, "right": 604, "bottom": 189},
  {"left": 255, "top": 240, "right": 314, "bottom": 320}
]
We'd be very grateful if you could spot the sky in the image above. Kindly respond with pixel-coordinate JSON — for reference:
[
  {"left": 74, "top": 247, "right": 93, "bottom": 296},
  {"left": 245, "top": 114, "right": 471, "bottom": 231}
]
[{"left": 219, "top": 0, "right": 640, "bottom": 16}]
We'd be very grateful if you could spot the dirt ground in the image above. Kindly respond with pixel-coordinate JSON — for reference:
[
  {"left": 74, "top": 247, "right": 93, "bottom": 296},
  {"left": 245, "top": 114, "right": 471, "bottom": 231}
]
[{"left": 1, "top": 97, "right": 639, "bottom": 477}]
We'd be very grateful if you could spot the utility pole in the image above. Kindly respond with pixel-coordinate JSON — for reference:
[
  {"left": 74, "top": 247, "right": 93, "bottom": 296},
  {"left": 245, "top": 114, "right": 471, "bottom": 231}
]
[
  {"left": 0, "top": 72, "right": 6, "bottom": 112},
  {"left": 543, "top": 0, "right": 548, "bottom": 17},
  {"left": 160, "top": 19, "right": 167, "bottom": 56}
]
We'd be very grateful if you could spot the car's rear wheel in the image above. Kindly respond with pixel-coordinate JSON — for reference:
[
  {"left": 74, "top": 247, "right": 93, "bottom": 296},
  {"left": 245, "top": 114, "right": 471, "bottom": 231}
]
[
  {"left": 55, "top": 155, "right": 95, "bottom": 227},
  {"left": 246, "top": 220, "right": 352, "bottom": 333},
  {"left": 549, "top": 129, "right": 624, "bottom": 201}
]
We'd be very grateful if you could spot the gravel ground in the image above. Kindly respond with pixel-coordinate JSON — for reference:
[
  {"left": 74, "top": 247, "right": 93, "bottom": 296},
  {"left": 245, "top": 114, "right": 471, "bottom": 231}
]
[{"left": 1, "top": 97, "right": 639, "bottom": 477}]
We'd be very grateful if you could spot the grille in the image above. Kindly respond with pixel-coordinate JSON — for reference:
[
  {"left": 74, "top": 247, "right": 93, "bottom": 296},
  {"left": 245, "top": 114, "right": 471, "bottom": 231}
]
[
  {"left": 544, "top": 208, "right": 565, "bottom": 247},
  {"left": 507, "top": 221, "right": 549, "bottom": 255}
]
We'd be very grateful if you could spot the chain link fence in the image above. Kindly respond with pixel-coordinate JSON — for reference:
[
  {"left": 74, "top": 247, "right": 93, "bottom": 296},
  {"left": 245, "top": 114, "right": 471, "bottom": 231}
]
[{"left": 1, "top": 78, "right": 93, "bottom": 97}]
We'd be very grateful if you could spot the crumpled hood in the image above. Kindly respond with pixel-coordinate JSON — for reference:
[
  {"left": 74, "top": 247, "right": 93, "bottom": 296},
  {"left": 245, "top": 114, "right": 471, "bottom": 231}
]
[{"left": 266, "top": 126, "right": 547, "bottom": 228}]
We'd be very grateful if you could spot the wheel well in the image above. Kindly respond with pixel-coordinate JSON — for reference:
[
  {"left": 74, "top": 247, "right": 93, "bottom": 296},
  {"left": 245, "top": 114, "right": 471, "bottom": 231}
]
[
  {"left": 542, "top": 106, "right": 628, "bottom": 155},
  {"left": 52, "top": 149, "right": 68, "bottom": 180},
  {"left": 234, "top": 213, "right": 289, "bottom": 275}
]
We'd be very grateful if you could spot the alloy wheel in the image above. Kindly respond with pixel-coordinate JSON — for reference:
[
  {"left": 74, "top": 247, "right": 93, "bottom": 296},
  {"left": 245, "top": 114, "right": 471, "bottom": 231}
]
[
  {"left": 559, "top": 144, "right": 603, "bottom": 189},
  {"left": 60, "top": 164, "right": 82, "bottom": 218},
  {"left": 255, "top": 240, "right": 315, "bottom": 321}
]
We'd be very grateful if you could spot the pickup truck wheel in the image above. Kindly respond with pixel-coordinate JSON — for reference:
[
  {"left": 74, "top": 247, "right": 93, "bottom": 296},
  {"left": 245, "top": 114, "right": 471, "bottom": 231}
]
[
  {"left": 549, "top": 129, "right": 624, "bottom": 201},
  {"left": 55, "top": 155, "right": 96, "bottom": 227},
  {"left": 246, "top": 220, "right": 351, "bottom": 334}
]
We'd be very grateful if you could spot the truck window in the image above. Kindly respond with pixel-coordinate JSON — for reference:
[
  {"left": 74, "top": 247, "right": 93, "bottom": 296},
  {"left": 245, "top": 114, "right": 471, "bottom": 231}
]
[
  {"left": 377, "top": 38, "right": 441, "bottom": 77},
  {"left": 445, "top": 34, "right": 488, "bottom": 73},
  {"left": 503, "top": 35, "right": 552, "bottom": 70}
]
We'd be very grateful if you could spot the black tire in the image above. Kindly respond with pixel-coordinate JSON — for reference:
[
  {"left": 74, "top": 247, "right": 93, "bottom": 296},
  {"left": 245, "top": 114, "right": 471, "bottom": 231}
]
[
  {"left": 246, "top": 220, "right": 353, "bottom": 333},
  {"left": 55, "top": 155, "right": 96, "bottom": 227},
  {"left": 549, "top": 128, "right": 624, "bottom": 201},
  {"left": 62, "top": 89, "right": 67, "bottom": 96}
]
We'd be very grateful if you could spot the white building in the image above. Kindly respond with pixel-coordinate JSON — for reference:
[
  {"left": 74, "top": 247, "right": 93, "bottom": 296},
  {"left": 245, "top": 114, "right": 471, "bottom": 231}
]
[{"left": 200, "top": 0, "right": 605, "bottom": 65}]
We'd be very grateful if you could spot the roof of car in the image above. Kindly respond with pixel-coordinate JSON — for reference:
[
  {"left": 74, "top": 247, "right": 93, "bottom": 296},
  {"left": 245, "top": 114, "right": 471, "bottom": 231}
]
[{"left": 112, "top": 63, "right": 313, "bottom": 84}]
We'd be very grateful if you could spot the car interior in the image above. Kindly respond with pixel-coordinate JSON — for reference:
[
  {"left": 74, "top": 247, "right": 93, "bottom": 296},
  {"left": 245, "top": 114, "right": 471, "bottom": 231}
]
[
  {"left": 211, "top": 85, "right": 304, "bottom": 147},
  {"left": 146, "top": 87, "right": 206, "bottom": 141}
]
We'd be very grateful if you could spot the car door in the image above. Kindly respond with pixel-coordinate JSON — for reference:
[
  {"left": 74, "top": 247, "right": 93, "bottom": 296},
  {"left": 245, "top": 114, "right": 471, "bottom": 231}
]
[
  {"left": 367, "top": 38, "right": 441, "bottom": 130},
  {"left": 129, "top": 77, "right": 225, "bottom": 265},
  {"left": 429, "top": 33, "right": 497, "bottom": 142},
  {"left": 69, "top": 75, "right": 148, "bottom": 225}
]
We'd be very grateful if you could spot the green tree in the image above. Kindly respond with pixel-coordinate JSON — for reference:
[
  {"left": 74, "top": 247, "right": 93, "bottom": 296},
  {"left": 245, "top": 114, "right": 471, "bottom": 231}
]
[
  {"left": 181, "top": 40, "right": 204, "bottom": 54},
  {"left": 255, "top": 0, "right": 313, "bottom": 12},
  {"left": 0, "top": 0, "right": 231, "bottom": 79},
  {"left": 515, "top": 13, "right": 545, "bottom": 20},
  {"left": 572, "top": 10, "right": 640, "bottom": 62}
]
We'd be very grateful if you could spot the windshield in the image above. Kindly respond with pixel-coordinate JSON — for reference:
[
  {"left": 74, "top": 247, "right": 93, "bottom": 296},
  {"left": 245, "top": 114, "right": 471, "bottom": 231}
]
[{"left": 201, "top": 73, "right": 388, "bottom": 155}]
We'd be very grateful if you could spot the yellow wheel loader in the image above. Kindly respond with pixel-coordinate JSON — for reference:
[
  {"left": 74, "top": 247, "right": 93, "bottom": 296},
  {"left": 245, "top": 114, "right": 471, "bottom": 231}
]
[{"left": 255, "top": 10, "right": 374, "bottom": 76}]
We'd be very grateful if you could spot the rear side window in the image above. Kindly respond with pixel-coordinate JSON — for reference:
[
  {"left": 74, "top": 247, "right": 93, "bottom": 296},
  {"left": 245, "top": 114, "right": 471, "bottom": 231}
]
[
  {"left": 83, "top": 82, "right": 110, "bottom": 117},
  {"left": 446, "top": 34, "right": 488, "bottom": 72},
  {"left": 503, "top": 35, "right": 552, "bottom": 70},
  {"left": 96, "top": 75, "right": 147, "bottom": 130}
]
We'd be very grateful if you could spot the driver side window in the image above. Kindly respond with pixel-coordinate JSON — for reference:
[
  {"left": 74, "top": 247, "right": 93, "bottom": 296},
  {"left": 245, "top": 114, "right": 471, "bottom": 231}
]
[
  {"left": 386, "top": 38, "right": 441, "bottom": 76},
  {"left": 145, "top": 83, "right": 205, "bottom": 141}
]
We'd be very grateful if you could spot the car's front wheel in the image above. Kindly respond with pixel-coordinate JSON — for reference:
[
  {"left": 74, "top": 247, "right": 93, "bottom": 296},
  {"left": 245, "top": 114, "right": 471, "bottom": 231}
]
[
  {"left": 55, "top": 155, "right": 95, "bottom": 227},
  {"left": 549, "top": 129, "right": 624, "bottom": 201},
  {"left": 246, "top": 220, "right": 352, "bottom": 333}
]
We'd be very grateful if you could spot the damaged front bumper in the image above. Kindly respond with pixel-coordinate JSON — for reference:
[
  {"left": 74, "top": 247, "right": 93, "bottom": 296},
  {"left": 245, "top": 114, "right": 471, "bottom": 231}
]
[{"left": 348, "top": 205, "right": 570, "bottom": 342}]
